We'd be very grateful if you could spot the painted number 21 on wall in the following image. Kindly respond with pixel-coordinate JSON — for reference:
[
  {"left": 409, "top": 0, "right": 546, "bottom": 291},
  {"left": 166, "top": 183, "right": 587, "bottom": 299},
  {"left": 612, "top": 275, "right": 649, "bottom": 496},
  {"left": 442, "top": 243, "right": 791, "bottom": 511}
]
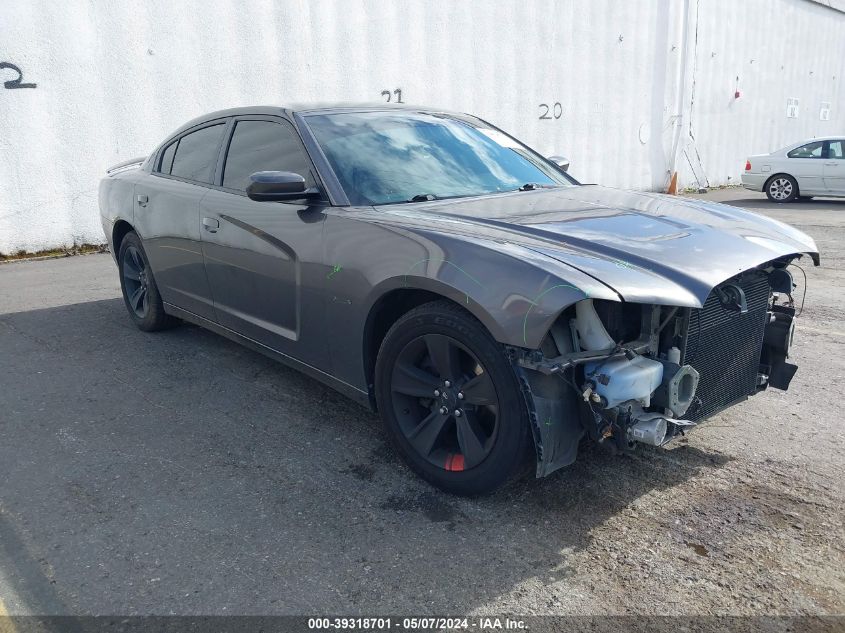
[
  {"left": 381, "top": 88, "right": 404, "bottom": 103},
  {"left": 1, "top": 62, "right": 37, "bottom": 89}
]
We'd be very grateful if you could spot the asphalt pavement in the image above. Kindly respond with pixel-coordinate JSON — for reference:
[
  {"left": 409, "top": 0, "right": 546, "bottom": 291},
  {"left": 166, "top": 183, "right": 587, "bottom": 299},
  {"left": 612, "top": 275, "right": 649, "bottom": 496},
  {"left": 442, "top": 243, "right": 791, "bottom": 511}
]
[{"left": 0, "top": 189, "right": 843, "bottom": 617}]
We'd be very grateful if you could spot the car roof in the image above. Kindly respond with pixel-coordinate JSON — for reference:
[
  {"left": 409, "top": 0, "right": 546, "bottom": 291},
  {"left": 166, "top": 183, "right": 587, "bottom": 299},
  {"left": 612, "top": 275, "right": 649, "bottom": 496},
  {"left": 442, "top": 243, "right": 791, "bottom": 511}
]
[
  {"left": 766, "top": 136, "right": 845, "bottom": 154},
  {"left": 168, "top": 103, "right": 470, "bottom": 138},
  {"left": 289, "top": 101, "right": 464, "bottom": 114},
  {"left": 793, "top": 136, "right": 845, "bottom": 144}
]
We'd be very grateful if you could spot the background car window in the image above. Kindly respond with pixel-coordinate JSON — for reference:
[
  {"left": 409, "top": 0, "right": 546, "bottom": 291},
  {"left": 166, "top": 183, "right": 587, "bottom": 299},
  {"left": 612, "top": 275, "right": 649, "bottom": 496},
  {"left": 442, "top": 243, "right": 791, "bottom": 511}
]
[
  {"left": 787, "top": 141, "right": 824, "bottom": 158},
  {"left": 828, "top": 140, "right": 844, "bottom": 159},
  {"left": 222, "top": 120, "right": 315, "bottom": 192},
  {"left": 158, "top": 140, "right": 177, "bottom": 174},
  {"left": 169, "top": 124, "right": 225, "bottom": 183}
]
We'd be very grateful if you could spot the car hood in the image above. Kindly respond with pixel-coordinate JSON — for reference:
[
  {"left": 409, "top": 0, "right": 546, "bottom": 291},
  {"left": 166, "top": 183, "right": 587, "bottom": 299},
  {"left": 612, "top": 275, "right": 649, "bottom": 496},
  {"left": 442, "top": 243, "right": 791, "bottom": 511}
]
[{"left": 379, "top": 185, "right": 819, "bottom": 307}]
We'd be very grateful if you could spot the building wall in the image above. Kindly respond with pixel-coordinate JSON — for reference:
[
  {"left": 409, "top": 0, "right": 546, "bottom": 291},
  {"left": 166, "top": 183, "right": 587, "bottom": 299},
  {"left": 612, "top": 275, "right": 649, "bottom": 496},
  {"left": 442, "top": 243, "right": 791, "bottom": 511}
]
[
  {"left": 1, "top": 0, "right": 843, "bottom": 254},
  {"left": 684, "top": 0, "right": 845, "bottom": 188}
]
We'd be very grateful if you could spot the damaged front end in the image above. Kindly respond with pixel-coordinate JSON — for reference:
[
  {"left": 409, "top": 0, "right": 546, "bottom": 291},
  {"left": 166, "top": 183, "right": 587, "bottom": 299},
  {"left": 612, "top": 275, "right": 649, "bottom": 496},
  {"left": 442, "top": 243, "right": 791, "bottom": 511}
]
[{"left": 514, "top": 257, "right": 805, "bottom": 478}]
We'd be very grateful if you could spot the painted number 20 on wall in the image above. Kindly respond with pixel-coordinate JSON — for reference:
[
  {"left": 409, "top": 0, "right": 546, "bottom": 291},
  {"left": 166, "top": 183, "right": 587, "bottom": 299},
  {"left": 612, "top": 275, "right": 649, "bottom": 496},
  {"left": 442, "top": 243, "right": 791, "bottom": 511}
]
[{"left": 539, "top": 102, "right": 562, "bottom": 120}]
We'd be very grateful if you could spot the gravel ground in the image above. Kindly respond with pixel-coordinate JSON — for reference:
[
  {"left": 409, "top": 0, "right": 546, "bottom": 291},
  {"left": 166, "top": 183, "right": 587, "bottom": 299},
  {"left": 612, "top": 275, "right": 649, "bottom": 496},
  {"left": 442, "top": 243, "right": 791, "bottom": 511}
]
[{"left": 0, "top": 189, "right": 842, "bottom": 617}]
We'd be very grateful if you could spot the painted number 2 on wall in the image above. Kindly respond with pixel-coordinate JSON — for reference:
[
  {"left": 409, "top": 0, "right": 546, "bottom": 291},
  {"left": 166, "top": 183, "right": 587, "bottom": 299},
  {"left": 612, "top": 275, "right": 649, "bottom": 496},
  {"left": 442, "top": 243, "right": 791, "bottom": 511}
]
[{"left": 1, "top": 62, "right": 37, "bottom": 89}]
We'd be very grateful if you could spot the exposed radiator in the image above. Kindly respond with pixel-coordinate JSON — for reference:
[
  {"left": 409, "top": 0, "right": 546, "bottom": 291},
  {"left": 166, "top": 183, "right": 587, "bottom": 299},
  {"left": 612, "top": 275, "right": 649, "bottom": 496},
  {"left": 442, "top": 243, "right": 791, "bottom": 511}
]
[{"left": 681, "top": 272, "right": 771, "bottom": 422}]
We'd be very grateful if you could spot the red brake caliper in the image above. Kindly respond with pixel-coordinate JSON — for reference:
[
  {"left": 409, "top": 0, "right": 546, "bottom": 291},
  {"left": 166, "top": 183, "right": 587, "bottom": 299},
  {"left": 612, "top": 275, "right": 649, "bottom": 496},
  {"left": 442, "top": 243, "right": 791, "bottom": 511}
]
[{"left": 445, "top": 454, "right": 465, "bottom": 471}]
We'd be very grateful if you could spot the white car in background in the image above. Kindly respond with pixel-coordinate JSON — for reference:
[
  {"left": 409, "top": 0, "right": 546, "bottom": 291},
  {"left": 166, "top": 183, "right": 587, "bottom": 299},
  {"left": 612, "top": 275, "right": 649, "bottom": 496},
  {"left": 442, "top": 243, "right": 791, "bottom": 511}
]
[{"left": 742, "top": 137, "right": 845, "bottom": 202}]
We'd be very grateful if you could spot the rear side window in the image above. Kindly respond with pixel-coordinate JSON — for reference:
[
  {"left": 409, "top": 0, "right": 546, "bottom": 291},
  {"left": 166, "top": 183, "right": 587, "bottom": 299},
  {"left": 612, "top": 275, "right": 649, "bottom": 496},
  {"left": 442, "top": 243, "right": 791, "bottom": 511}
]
[
  {"left": 158, "top": 141, "right": 177, "bottom": 174},
  {"left": 169, "top": 124, "right": 225, "bottom": 183},
  {"left": 222, "top": 120, "right": 315, "bottom": 192},
  {"left": 787, "top": 141, "right": 824, "bottom": 158}
]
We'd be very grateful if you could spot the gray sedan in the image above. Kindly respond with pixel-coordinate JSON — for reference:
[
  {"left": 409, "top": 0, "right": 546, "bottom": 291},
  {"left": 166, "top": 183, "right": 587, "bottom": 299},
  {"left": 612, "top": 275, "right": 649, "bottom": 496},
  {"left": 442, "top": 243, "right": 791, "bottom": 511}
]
[
  {"left": 99, "top": 104, "right": 819, "bottom": 495},
  {"left": 742, "top": 136, "right": 845, "bottom": 202}
]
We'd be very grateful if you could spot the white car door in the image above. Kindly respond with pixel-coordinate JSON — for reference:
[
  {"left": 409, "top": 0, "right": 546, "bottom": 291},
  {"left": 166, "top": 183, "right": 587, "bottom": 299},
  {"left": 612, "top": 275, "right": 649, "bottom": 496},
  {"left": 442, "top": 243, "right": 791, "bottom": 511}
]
[
  {"left": 823, "top": 140, "right": 845, "bottom": 195},
  {"left": 784, "top": 140, "right": 826, "bottom": 194}
]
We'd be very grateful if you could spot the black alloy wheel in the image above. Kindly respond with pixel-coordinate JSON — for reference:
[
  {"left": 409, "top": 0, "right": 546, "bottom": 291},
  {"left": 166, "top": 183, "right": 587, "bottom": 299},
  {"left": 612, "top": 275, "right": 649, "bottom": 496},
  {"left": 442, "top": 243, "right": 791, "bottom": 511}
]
[
  {"left": 122, "top": 245, "right": 150, "bottom": 318},
  {"left": 390, "top": 333, "right": 499, "bottom": 472},
  {"left": 375, "top": 300, "right": 530, "bottom": 496},
  {"left": 117, "top": 231, "right": 176, "bottom": 332}
]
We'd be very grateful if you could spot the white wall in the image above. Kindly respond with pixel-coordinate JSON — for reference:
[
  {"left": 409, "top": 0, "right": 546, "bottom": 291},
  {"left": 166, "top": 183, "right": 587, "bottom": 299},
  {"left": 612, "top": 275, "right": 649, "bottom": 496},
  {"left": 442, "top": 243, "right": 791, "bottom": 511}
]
[
  {"left": 1, "top": 0, "right": 843, "bottom": 254},
  {"left": 682, "top": 0, "right": 845, "bottom": 187}
]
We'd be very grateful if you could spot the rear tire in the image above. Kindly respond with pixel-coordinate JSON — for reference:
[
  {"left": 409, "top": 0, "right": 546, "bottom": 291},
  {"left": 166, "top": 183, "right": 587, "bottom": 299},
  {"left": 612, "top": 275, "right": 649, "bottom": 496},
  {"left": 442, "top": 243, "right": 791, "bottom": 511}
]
[
  {"left": 118, "top": 231, "right": 177, "bottom": 332},
  {"left": 765, "top": 175, "right": 799, "bottom": 203},
  {"left": 375, "top": 300, "right": 530, "bottom": 496}
]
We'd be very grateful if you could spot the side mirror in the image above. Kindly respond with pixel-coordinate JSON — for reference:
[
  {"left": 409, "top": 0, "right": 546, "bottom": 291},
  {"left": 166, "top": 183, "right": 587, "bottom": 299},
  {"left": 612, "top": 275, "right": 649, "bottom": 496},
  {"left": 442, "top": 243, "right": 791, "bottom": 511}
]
[
  {"left": 547, "top": 155, "right": 570, "bottom": 172},
  {"left": 246, "top": 171, "right": 320, "bottom": 202}
]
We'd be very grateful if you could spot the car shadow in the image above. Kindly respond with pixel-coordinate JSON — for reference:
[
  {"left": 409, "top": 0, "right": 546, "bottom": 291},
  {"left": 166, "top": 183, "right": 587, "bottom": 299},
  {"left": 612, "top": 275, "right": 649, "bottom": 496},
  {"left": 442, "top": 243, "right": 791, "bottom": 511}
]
[
  {"left": 688, "top": 193, "right": 845, "bottom": 211},
  {"left": 0, "top": 298, "right": 732, "bottom": 615}
]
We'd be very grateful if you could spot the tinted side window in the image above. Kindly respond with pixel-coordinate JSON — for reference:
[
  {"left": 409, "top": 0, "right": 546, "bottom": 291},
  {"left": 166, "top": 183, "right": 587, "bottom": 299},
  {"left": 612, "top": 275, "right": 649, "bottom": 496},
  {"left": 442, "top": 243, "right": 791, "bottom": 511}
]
[
  {"left": 222, "top": 120, "right": 315, "bottom": 192},
  {"left": 158, "top": 140, "right": 177, "bottom": 174},
  {"left": 787, "top": 141, "right": 824, "bottom": 158},
  {"left": 170, "top": 124, "right": 225, "bottom": 183},
  {"left": 828, "top": 140, "right": 844, "bottom": 159}
]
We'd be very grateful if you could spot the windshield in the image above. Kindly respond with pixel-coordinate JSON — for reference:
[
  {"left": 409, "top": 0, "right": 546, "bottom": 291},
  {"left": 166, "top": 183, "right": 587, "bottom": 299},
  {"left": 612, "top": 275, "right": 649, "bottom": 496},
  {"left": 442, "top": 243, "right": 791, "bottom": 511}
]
[{"left": 304, "top": 111, "right": 574, "bottom": 206}]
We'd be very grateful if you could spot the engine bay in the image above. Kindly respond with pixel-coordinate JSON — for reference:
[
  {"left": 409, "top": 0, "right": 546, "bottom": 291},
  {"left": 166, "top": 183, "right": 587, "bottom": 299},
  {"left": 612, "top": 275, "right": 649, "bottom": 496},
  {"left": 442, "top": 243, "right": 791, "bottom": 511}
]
[{"left": 515, "top": 255, "right": 805, "bottom": 476}]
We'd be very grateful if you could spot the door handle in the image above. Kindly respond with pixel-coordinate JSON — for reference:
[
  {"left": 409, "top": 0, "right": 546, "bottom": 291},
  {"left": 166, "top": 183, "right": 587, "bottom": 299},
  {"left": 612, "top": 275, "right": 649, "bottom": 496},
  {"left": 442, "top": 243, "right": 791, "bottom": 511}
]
[
  {"left": 202, "top": 217, "right": 220, "bottom": 233},
  {"left": 825, "top": 162, "right": 838, "bottom": 166},
  {"left": 136, "top": 194, "right": 148, "bottom": 207}
]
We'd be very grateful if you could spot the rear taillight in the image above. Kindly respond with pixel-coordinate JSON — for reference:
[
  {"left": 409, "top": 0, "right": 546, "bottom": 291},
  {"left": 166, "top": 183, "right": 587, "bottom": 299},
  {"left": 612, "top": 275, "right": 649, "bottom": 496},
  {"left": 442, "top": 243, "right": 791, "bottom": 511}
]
[{"left": 745, "top": 160, "right": 752, "bottom": 171}]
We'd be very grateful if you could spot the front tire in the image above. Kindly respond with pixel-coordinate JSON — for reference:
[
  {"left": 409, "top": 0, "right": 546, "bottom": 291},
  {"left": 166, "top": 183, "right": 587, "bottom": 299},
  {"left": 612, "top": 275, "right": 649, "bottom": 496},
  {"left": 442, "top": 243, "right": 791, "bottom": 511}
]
[
  {"left": 765, "top": 175, "right": 799, "bottom": 203},
  {"left": 375, "top": 300, "right": 530, "bottom": 496},
  {"left": 118, "top": 231, "right": 176, "bottom": 332}
]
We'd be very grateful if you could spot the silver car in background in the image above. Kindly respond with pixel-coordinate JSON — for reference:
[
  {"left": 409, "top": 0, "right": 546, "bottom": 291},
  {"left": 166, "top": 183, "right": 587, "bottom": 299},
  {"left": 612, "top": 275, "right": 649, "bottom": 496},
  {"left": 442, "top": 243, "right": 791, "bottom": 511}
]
[{"left": 742, "top": 137, "right": 845, "bottom": 202}]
